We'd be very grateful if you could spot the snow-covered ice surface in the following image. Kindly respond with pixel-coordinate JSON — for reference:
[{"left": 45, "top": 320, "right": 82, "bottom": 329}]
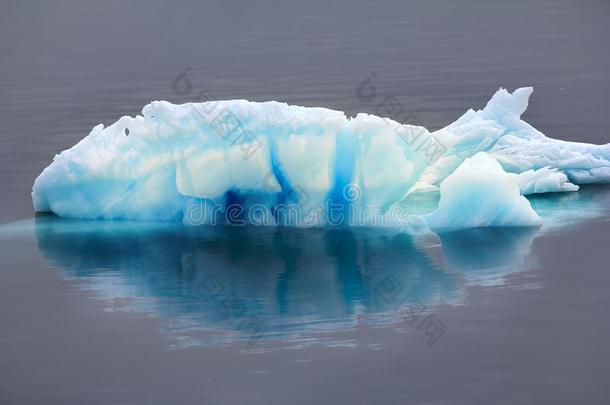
[{"left": 32, "top": 87, "right": 610, "bottom": 229}]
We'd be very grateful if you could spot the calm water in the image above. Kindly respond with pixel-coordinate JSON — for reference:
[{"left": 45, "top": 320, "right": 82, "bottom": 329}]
[{"left": 1, "top": 0, "right": 610, "bottom": 404}]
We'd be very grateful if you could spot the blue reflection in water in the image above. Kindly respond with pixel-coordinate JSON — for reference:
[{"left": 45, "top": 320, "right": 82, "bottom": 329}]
[
  {"left": 33, "top": 215, "right": 540, "bottom": 348},
  {"left": 18, "top": 185, "right": 608, "bottom": 348}
]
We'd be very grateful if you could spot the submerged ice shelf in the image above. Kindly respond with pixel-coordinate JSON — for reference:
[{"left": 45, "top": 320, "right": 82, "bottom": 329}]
[{"left": 32, "top": 87, "right": 610, "bottom": 229}]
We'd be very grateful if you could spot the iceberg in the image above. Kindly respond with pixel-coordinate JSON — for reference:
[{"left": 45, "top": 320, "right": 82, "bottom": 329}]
[{"left": 32, "top": 87, "right": 610, "bottom": 228}]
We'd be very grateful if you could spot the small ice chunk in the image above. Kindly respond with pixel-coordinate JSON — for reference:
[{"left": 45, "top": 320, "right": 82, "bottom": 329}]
[
  {"left": 515, "top": 167, "right": 578, "bottom": 195},
  {"left": 427, "top": 152, "right": 542, "bottom": 229}
]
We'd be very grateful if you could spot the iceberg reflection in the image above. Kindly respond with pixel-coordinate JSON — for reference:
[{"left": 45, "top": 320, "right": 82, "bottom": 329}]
[
  {"left": 438, "top": 227, "right": 539, "bottom": 287},
  {"left": 33, "top": 215, "right": 541, "bottom": 348}
]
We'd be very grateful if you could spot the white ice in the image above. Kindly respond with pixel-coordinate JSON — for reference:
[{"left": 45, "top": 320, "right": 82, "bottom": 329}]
[
  {"left": 426, "top": 152, "right": 542, "bottom": 229},
  {"left": 32, "top": 87, "right": 610, "bottom": 228}
]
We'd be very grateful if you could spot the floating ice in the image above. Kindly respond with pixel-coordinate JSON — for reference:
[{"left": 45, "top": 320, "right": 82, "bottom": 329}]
[
  {"left": 426, "top": 153, "right": 542, "bottom": 229},
  {"left": 417, "top": 87, "right": 609, "bottom": 192},
  {"left": 515, "top": 167, "right": 579, "bottom": 195},
  {"left": 32, "top": 87, "right": 610, "bottom": 228}
]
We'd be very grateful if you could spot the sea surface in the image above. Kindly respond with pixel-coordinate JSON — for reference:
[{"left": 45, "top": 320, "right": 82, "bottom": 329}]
[{"left": 1, "top": 0, "right": 610, "bottom": 404}]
